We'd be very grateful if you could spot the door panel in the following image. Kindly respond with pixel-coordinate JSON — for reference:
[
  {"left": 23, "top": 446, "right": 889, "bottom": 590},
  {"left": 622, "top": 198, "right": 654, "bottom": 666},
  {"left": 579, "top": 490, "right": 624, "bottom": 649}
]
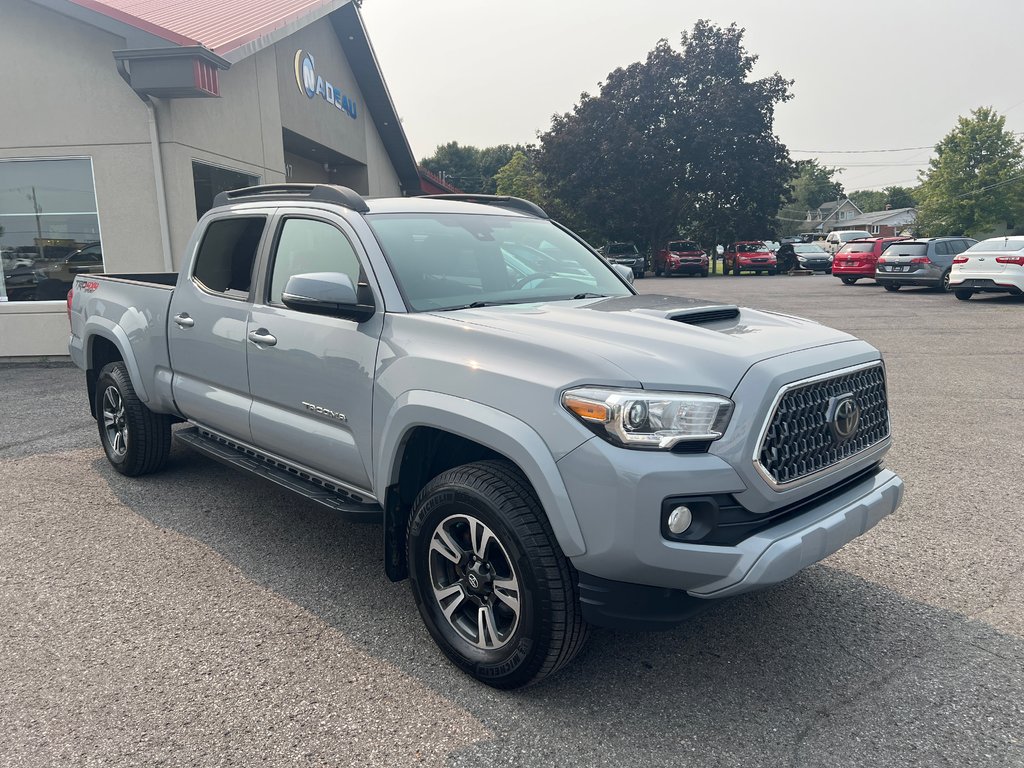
[
  {"left": 247, "top": 214, "right": 382, "bottom": 490},
  {"left": 167, "top": 215, "right": 266, "bottom": 441}
]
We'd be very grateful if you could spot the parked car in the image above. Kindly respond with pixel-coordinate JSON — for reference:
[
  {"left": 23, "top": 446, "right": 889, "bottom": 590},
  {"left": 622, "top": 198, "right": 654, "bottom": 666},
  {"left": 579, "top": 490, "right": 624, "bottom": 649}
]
[
  {"left": 832, "top": 237, "right": 910, "bottom": 285},
  {"left": 1, "top": 264, "right": 38, "bottom": 301},
  {"left": 69, "top": 184, "right": 902, "bottom": 688},
  {"left": 875, "top": 237, "right": 978, "bottom": 292},
  {"left": 949, "top": 236, "right": 1024, "bottom": 301},
  {"left": 600, "top": 242, "right": 645, "bottom": 278},
  {"left": 723, "top": 241, "right": 777, "bottom": 275},
  {"left": 823, "top": 230, "right": 872, "bottom": 255},
  {"left": 798, "top": 232, "right": 821, "bottom": 243},
  {"left": 653, "top": 240, "right": 708, "bottom": 277},
  {"left": 792, "top": 243, "right": 833, "bottom": 273},
  {"left": 37, "top": 242, "right": 103, "bottom": 285}
]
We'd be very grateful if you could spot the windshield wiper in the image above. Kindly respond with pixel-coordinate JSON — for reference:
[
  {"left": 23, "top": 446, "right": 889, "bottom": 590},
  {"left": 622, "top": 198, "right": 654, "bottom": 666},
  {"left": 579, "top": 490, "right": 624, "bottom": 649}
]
[{"left": 571, "top": 293, "right": 609, "bottom": 300}]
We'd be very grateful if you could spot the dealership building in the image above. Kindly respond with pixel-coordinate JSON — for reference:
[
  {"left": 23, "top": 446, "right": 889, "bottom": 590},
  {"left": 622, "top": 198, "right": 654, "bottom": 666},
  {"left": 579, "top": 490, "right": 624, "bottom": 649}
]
[{"left": 0, "top": 0, "right": 420, "bottom": 358}]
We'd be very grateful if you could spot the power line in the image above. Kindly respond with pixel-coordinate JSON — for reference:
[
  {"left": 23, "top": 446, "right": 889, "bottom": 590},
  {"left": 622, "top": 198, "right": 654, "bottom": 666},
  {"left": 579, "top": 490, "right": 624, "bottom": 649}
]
[{"left": 791, "top": 145, "right": 933, "bottom": 154}]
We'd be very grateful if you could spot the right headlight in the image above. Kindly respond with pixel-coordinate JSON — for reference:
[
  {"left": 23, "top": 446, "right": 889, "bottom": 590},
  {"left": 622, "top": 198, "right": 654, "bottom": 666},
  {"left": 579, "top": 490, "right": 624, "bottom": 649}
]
[{"left": 561, "top": 386, "right": 734, "bottom": 450}]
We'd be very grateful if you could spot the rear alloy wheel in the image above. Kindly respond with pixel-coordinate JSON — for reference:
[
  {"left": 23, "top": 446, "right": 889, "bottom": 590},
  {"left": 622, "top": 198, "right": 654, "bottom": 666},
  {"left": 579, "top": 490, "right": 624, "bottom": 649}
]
[
  {"left": 841, "top": 277, "right": 858, "bottom": 285},
  {"left": 883, "top": 283, "right": 900, "bottom": 292},
  {"left": 940, "top": 270, "right": 952, "bottom": 292},
  {"left": 407, "top": 460, "right": 589, "bottom": 689},
  {"left": 954, "top": 289, "right": 974, "bottom": 301},
  {"left": 95, "top": 362, "right": 172, "bottom": 476}
]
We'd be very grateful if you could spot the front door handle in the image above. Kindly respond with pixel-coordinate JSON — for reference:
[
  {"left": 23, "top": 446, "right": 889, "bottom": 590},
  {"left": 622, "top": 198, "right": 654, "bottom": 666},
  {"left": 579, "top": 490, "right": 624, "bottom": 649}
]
[
  {"left": 247, "top": 328, "right": 277, "bottom": 347},
  {"left": 173, "top": 312, "right": 194, "bottom": 328}
]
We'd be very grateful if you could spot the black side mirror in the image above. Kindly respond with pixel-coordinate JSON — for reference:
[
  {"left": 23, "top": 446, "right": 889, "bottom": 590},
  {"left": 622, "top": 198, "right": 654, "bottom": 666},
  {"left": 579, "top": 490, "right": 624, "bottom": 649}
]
[{"left": 281, "top": 272, "right": 375, "bottom": 322}]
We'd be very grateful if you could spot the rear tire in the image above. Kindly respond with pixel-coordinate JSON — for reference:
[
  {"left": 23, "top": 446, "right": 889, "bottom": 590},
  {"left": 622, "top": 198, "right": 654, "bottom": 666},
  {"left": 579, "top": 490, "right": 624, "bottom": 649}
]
[
  {"left": 939, "top": 270, "right": 952, "bottom": 292},
  {"left": 954, "top": 289, "right": 973, "bottom": 301},
  {"left": 95, "top": 362, "right": 172, "bottom": 476},
  {"left": 883, "top": 283, "right": 900, "bottom": 292},
  {"left": 841, "top": 277, "right": 858, "bottom": 285},
  {"left": 407, "top": 460, "right": 589, "bottom": 689}
]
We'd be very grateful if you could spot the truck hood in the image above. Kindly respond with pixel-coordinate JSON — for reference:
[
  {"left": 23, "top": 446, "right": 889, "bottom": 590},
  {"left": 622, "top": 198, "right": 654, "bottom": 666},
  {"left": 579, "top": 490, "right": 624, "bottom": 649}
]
[{"left": 428, "top": 294, "right": 860, "bottom": 395}]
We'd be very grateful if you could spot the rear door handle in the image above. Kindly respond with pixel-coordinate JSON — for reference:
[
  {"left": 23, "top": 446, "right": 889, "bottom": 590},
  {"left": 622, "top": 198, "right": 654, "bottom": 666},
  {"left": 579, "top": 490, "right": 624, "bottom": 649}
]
[
  {"left": 247, "top": 328, "right": 277, "bottom": 347},
  {"left": 173, "top": 313, "right": 194, "bottom": 328}
]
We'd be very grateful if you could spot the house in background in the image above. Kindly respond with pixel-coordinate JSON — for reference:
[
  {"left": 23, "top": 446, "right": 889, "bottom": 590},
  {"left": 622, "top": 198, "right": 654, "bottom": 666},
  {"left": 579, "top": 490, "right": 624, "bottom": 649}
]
[
  {"left": 843, "top": 207, "right": 917, "bottom": 237},
  {"left": 803, "top": 198, "right": 863, "bottom": 233}
]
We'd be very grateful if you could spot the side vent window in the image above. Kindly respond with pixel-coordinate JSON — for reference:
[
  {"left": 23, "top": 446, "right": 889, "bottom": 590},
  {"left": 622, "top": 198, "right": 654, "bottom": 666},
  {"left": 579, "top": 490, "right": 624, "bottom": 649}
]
[{"left": 192, "top": 217, "right": 266, "bottom": 299}]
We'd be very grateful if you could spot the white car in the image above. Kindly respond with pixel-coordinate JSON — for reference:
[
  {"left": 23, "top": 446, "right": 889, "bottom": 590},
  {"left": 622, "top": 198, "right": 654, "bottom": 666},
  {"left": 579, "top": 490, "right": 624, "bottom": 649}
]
[{"left": 949, "top": 237, "right": 1024, "bottom": 301}]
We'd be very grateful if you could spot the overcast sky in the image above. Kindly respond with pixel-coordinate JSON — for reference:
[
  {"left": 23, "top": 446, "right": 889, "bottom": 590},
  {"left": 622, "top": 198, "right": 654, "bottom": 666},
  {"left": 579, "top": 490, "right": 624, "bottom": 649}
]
[{"left": 361, "top": 0, "right": 1024, "bottom": 192}]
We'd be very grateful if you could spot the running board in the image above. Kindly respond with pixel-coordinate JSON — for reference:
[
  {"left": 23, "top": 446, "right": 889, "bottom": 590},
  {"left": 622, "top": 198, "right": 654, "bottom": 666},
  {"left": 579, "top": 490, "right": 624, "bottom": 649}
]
[{"left": 174, "top": 426, "right": 382, "bottom": 523}]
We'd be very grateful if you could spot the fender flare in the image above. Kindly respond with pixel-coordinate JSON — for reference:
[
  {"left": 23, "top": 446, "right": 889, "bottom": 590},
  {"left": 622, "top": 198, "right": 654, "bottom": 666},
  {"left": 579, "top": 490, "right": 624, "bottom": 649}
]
[
  {"left": 377, "top": 390, "right": 587, "bottom": 557},
  {"left": 84, "top": 319, "right": 151, "bottom": 403}
]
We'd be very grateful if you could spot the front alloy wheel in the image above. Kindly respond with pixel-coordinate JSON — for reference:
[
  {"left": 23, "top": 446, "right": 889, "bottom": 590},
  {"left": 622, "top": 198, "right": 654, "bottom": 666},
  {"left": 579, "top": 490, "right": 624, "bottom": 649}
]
[{"left": 407, "top": 460, "right": 589, "bottom": 688}]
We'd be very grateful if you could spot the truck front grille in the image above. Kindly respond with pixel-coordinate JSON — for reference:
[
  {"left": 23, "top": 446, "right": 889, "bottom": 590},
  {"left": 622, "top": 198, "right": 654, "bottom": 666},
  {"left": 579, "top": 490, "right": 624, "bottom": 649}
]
[{"left": 756, "top": 363, "right": 889, "bottom": 487}]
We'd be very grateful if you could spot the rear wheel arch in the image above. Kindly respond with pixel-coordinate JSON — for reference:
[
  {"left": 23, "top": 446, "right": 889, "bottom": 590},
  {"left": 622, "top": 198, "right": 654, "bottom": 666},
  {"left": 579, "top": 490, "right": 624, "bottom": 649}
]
[{"left": 85, "top": 333, "right": 125, "bottom": 418}]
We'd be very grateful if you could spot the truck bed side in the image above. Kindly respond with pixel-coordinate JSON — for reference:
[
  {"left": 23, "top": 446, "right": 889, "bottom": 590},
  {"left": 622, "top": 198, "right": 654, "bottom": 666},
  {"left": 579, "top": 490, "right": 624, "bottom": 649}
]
[{"left": 69, "top": 272, "right": 180, "bottom": 417}]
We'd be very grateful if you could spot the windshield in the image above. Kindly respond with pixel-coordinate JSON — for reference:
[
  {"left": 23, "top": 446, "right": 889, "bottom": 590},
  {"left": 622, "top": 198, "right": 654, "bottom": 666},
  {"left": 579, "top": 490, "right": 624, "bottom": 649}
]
[
  {"left": 837, "top": 242, "right": 875, "bottom": 254},
  {"left": 605, "top": 243, "right": 638, "bottom": 255},
  {"left": 367, "top": 213, "right": 633, "bottom": 311},
  {"left": 794, "top": 244, "right": 827, "bottom": 254},
  {"left": 736, "top": 242, "right": 766, "bottom": 253},
  {"left": 967, "top": 239, "right": 1024, "bottom": 253},
  {"left": 882, "top": 243, "right": 927, "bottom": 257},
  {"left": 668, "top": 241, "right": 700, "bottom": 252},
  {"left": 839, "top": 231, "right": 870, "bottom": 242}
]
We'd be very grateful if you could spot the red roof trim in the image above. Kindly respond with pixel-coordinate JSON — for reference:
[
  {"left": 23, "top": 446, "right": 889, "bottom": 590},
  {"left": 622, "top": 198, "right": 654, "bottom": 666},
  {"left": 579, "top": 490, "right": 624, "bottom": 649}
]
[{"left": 64, "top": 0, "right": 200, "bottom": 46}]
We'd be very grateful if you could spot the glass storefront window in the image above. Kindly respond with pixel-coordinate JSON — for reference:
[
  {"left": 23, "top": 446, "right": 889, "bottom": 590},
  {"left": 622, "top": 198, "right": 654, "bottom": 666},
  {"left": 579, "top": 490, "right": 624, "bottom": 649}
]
[
  {"left": 193, "top": 161, "right": 260, "bottom": 219},
  {"left": 0, "top": 158, "right": 102, "bottom": 302}
]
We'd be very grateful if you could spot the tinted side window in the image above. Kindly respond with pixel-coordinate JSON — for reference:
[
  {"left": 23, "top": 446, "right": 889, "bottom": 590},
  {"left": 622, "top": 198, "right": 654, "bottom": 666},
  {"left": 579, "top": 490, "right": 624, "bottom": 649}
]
[
  {"left": 934, "top": 241, "right": 951, "bottom": 256},
  {"left": 269, "top": 218, "right": 362, "bottom": 305},
  {"left": 193, "top": 217, "right": 266, "bottom": 298},
  {"left": 951, "top": 240, "right": 970, "bottom": 254}
]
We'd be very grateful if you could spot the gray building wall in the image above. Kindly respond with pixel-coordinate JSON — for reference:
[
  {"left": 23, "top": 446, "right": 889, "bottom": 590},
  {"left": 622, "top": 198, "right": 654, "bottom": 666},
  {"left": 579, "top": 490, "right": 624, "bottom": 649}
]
[{"left": 1, "top": 2, "right": 407, "bottom": 358}]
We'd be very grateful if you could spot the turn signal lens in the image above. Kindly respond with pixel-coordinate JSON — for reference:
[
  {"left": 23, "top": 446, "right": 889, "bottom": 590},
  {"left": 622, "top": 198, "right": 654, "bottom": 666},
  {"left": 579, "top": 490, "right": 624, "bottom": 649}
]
[{"left": 562, "top": 394, "right": 610, "bottom": 422}]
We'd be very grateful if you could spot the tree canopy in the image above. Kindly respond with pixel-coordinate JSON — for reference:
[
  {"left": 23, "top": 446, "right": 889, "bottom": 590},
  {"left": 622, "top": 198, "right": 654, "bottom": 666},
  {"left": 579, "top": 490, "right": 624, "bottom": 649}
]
[
  {"left": 777, "top": 160, "right": 843, "bottom": 235},
  {"left": 847, "top": 186, "right": 918, "bottom": 216},
  {"left": 419, "top": 142, "right": 523, "bottom": 195},
  {"left": 536, "top": 21, "right": 793, "bottom": 250},
  {"left": 915, "top": 107, "right": 1024, "bottom": 237}
]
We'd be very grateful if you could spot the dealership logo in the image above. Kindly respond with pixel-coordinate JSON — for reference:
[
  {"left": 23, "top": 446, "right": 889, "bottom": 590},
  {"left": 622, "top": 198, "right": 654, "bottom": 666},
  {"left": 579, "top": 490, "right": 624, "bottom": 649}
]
[{"left": 294, "top": 50, "right": 357, "bottom": 119}]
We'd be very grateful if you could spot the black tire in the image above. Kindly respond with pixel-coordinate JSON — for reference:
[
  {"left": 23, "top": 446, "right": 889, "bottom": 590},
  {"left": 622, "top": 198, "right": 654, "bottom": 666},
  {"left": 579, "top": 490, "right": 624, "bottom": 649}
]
[
  {"left": 407, "top": 460, "right": 589, "bottom": 689},
  {"left": 95, "top": 362, "right": 172, "bottom": 476},
  {"left": 954, "top": 289, "right": 973, "bottom": 301},
  {"left": 939, "top": 270, "right": 952, "bottom": 292},
  {"left": 634, "top": 269, "right": 645, "bottom": 279},
  {"left": 841, "top": 277, "right": 858, "bottom": 285},
  {"left": 654, "top": 265, "right": 663, "bottom": 277},
  {"left": 700, "top": 269, "right": 709, "bottom": 278},
  {"left": 883, "top": 283, "right": 900, "bottom": 292},
  {"left": 733, "top": 263, "right": 741, "bottom": 276},
  {"left": 768, "top": 270, "right": 777, "bottom": 276}
]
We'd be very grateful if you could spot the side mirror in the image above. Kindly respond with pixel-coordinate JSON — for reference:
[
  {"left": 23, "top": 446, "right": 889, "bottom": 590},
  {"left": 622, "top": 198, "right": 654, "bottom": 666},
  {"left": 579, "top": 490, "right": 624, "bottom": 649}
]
[
  {"left": 282, "top": 272, "right": 375, "bottom": 322},
  {"left": 612, "top": 264, "right": 635, "bottom": 285}
]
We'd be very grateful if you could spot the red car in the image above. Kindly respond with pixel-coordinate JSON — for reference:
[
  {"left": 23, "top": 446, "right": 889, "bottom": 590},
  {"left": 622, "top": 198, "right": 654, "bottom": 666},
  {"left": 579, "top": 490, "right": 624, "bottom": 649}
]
[
  {"left": 653, "top": 240, "right": 709, "bottom": 277},
  {"left": 832, "top": 237, "right": 910, "bottom": 284},
  {"left": 723, "top": 241, "right": 777, "bottom": 276}
]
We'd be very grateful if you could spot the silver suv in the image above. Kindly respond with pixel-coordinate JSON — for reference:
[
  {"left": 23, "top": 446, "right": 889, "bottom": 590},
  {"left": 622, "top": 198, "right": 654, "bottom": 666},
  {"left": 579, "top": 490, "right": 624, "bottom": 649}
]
[{"left": 875, "top": 237, "right": 978, "bottom": 291}]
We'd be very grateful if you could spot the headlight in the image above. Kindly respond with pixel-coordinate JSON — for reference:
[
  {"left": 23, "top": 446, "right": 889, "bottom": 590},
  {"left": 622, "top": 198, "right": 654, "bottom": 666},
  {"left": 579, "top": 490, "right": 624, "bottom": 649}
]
[{"left": 561, "top": 387, "right": 734, "bottom": 449}]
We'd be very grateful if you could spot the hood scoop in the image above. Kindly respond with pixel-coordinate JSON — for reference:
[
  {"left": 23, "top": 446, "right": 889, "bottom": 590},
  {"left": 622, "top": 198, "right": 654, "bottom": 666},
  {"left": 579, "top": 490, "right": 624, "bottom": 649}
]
[{"left": 585, "top": 294, "right": 740, "bottom": 325}]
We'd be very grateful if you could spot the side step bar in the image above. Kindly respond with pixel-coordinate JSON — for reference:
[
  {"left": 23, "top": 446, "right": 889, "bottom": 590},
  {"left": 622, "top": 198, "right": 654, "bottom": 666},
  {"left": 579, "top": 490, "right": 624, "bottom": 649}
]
[{"left": 174, "top": 426, "right": 382, "bottom": 523}]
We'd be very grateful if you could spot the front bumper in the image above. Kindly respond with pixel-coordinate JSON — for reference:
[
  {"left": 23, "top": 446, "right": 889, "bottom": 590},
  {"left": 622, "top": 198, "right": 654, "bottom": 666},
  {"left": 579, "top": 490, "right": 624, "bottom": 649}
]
[
  {"left": 666, "top": 261, "right": 707, "bottom": 274},
  {"left": 558, "top": 435, "right": 902, "bottom": 617}
]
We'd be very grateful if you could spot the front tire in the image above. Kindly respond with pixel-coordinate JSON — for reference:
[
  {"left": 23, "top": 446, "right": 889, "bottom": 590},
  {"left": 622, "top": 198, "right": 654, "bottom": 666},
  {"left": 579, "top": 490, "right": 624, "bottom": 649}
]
[
  {"left": 407, "top": 460, "right": 589, "bottom": 689},
  {"left": 733, "top": 263, "right": 741, "bottom": 276},
  {"left": 95, "top": 362, "right": 172, "bottom": 476}
]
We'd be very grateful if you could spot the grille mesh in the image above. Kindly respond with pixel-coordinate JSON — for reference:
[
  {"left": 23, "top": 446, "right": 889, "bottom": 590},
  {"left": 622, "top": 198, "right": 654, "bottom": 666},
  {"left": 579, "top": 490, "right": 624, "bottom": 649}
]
[{"left": 757, "top": 365, "right": 889, "bottom": 485}]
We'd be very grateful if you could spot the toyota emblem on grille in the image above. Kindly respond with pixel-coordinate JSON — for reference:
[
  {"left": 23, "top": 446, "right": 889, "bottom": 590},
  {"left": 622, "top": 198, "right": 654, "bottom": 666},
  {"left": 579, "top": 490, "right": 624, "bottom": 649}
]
[{"left": 828, "top": 394, "right": 861, "bottom": 442}]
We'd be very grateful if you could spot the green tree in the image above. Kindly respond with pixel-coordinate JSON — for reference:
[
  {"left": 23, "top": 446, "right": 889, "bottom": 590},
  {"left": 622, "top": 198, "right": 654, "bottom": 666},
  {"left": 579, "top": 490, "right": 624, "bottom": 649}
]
[
  {"left": 883, "top": 185, "right": 917, "bottom": 209},
  {"left": 847, "top": 189, "right": 886, "bottom": 213},
  {"left": 420, "top": 142, "right": 527, "bottom": 194},
  {"left": 916, "top": 107, "right": 1024, "bottom": 236},
  {"left": 493, "top": 151, "right": 546, "bottom": 202},
  {"left": 537, "top": 21, "right": 792, "bottom": 251},
  {"left": 777, "top": 160, "right": 844, "bottom": 235}
]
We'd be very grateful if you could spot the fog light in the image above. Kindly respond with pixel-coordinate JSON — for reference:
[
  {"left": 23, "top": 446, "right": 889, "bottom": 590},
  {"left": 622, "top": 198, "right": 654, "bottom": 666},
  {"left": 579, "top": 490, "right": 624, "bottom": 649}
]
[{"left": 667, "top": 505, "right": 693, "bottom": 535}]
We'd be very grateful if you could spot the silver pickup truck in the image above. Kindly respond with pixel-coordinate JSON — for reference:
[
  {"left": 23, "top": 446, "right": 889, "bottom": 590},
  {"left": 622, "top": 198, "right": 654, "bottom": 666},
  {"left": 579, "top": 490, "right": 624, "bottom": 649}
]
[{"left": 69, "top": 184, "right": 903, "bottom": 689}]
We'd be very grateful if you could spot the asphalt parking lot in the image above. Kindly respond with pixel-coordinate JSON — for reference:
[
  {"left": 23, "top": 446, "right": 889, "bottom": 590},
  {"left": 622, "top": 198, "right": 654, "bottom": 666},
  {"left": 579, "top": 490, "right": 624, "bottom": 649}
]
[{"left": 2, "top": 274, "right": 1023, "bottom": 767}]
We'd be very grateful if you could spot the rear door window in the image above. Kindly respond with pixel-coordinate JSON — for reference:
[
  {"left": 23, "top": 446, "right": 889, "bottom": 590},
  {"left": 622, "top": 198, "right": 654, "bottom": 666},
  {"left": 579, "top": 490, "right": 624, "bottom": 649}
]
[{"left": 192, "top": 217, "right": 267, "bottom": 299}]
